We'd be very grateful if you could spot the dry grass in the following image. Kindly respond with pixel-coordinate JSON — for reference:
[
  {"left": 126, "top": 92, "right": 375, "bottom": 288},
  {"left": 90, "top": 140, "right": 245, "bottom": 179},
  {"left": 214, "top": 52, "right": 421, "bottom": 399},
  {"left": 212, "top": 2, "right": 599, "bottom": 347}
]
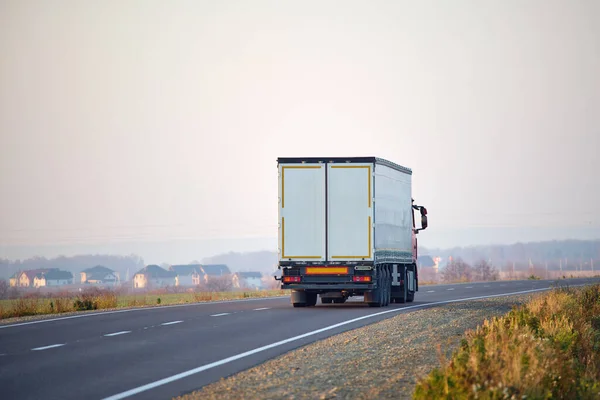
[
  {"left": 413, "top": 283, "right": 600, "bottom": 399},
  {"left": 0, "top": 288, "right": 289, "bottom": 320}
]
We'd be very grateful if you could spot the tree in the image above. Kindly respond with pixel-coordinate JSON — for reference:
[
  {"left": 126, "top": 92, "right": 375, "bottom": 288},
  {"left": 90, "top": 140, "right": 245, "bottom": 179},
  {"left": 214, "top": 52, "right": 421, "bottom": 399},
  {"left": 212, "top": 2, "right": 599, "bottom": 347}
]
[
  {"left": 473, "top": 259, "right": 499, "bottom": 281},
  {"left": 442, "top": 258, "right": 473, "bottom": 283},
  {"left": 0, "top": 279, "right": 8, "bottom": 299},
  {"left": 206, "top": 275, "right": 233, "bottom": 292}
]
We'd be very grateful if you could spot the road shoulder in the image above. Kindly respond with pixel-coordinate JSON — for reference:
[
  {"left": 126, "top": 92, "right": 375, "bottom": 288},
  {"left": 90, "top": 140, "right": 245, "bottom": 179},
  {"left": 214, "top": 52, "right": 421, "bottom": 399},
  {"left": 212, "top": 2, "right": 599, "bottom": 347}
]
[{"left": 176, "top": 294, "right": 539, "bottom": 400}]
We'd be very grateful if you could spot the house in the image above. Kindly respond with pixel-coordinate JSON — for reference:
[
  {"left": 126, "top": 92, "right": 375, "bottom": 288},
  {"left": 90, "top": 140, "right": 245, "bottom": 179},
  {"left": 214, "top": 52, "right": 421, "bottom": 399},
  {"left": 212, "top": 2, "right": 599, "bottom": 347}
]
[
  {"left": 418, "top": 255, "right": 436, "bottom": 269},
  {"left": 14, "top": 269, "right": 58, "bottom": 287},
  {"left": 417, "top": 255, "right": 439, "bottom": 282},
  {"left": 133, "top": 265, "right": 177, "bottom": 289},
  {"left": 233, "top": 271, "right": 263, "bottom": 289},
  {"left": 9, "top": 272, "right": 19, "bottom": 287},
  {"left": 169, "top": 264, "right": 203, "bottom": 286},
  {"left": 81, "top": 265, "right": 119, "bottom": 285},
  {"left": 33, "top": 270, "right": 73, "bottom": 287},
  {"left": 201, "top": 264, "right": 231, "bottom": 279}
]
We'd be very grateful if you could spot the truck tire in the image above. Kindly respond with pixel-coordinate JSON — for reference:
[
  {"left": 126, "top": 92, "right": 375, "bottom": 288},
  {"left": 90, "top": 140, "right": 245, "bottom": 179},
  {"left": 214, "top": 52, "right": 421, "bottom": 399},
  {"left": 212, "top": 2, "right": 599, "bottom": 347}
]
[
  {"left": 367, "top": 272, "right": 384, "bottom": 307},
  {"left": 306, "top": 292, "right": 318, "bottom": 306},
  {"left": 383, "top": 268, "right": 390, "bottom": 306},
  {"left": 397, "top": 267, "right": 408, "bottom": 304}
]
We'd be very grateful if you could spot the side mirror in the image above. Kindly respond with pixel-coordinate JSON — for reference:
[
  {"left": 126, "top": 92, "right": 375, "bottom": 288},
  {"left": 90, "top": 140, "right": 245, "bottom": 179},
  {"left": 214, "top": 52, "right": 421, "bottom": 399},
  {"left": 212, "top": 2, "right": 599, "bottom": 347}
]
[{"left": 413, "top": 203, "right": 428, "bottom": 233}]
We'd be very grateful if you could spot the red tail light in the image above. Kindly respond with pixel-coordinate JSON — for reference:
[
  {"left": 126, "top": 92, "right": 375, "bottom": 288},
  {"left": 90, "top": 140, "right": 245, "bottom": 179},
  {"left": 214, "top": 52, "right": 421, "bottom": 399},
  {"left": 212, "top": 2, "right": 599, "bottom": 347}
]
[
  {"left": 353, "top": 276, "right": 371, "bottom": 282},
  {"left": 283, "top": 276, "right": 301, "bottom": 283}
]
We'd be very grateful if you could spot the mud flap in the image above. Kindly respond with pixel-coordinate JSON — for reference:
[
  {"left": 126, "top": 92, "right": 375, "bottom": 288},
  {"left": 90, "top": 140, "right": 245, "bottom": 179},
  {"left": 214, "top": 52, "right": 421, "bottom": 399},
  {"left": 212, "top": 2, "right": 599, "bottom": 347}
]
[
  {"left": 291, "top": 289, "right": 307, "bottom": 304},
  {"left": 407, "top": 270, "right": 415, "bottom": 292}
]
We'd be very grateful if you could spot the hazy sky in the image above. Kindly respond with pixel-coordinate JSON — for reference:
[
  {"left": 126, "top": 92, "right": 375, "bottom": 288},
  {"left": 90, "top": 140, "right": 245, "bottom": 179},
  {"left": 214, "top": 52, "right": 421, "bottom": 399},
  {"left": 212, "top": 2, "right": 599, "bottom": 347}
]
[{"left": 1, "top": 0, "right": 599, "bottom": 260}]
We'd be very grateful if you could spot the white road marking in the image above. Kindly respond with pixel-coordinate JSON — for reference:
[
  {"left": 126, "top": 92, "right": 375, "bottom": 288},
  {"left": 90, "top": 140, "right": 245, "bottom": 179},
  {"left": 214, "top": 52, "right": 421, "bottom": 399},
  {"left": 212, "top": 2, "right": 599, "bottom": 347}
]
[
  {"left": 466, "top": 286, "right": 473, "bottom": 288},
  {"left": 102, "top": 286, "right": 580, "bottom": 400},
  {"left": 104, "top": 331, "right": 131, "bottom": 337},
  {"left": 253, "top": 308, "right": 270, "bottom": 311},
  {"left": 32, "top": 344, "right": 65, "bottom": 351},
  {"left": 426, "top": 290, "right": 435, "bottom": 293},
  {"left": 161, "top": 321, "right": 183, "bottom": 326},
  {"left": 210, "top": 313, "right": 230, "bottom": 317},
  {"left": 0, "top": 296, "right": 288, "bottom": 329},
  {"left": 447, "top": 288, "right": 454, "bottom": 291}
]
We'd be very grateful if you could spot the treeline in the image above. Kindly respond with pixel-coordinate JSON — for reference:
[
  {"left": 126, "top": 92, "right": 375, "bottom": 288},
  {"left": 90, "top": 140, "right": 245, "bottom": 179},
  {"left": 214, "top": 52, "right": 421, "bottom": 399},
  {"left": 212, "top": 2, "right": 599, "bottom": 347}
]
[
  {"left": 0, "top": 254, "right": 145, "bottom": 280},
  {"left": 440, "top": 258, "right": 499, "bottom": 283},
  {"left": 423, "top": 239, "right": 600, "bottom": 269}
]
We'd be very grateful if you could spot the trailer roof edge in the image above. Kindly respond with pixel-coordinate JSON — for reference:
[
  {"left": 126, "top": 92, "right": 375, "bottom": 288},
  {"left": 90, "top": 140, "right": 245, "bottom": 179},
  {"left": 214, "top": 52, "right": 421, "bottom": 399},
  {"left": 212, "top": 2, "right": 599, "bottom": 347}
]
[{"left": 276, "top": 157, "right": 412, "bottom": 174}]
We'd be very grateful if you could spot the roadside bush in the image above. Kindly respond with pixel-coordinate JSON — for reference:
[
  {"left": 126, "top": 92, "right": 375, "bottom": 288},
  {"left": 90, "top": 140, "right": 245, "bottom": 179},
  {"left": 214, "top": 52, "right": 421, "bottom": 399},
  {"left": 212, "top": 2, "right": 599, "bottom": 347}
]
[
  {"left": 73, "top": 298, "right": 96, "bottom": 311},
  {"left": 47, "top": 297, "right": 71, "bottom": 314},
  {"left": 73, "top": 288, "right": 118, "bottom": 311},
  {"left": 413, "top": 284, "right": 600, "bottom": 399},
  {"left": 12, "top": 296, "right": 39, "bottom": 317}
]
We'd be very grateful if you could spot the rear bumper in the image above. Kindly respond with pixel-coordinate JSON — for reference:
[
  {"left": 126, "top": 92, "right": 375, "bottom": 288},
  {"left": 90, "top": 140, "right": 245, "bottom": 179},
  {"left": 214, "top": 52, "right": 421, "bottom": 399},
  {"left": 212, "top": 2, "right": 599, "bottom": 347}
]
[{"left": 281, "top": 283, "right": 375, "bottom": 290}]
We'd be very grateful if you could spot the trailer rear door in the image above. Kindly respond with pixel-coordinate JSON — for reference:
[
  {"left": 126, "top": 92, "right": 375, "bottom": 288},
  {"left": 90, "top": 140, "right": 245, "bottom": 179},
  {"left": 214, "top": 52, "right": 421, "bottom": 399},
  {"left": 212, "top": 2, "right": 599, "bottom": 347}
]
[
  {"left": 327, "top": 163, "right": 374, "bottom": 261},
  {"left": 278, "top": 163, "right": 326, "bottom": 262}
]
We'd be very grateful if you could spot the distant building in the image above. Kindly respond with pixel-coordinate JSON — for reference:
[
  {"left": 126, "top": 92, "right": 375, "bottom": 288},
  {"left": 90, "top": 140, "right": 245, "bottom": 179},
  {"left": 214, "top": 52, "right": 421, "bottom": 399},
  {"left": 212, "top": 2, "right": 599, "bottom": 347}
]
[
  {"left": 13, "top": 269, "right": 58, "bottom": 287},
  {"left": 233, "top": 271, "right": 263, "bottom": 289},
  {"left": 81, "top": 266, "right": 119, "bottom": 285},
  {"left": 201, "top": 264, "right": 231, "bottom": 280},
  {"left": 33, "top": 270, "right": 74, "bottom": 287},
  {"left": 417, "top": 255, "right": 436, "bottom": 268},
  {"left": 133, "top": 265, "right": 176, "bottom": 289},
  {"left": 9, "top": 272, "right": 19, "bottom": 287},
  {"left": 169, "top": 264, "right": 203, "bottom": 286},
  {"left": 417, "top": 255, "right": 439, "bottom": 282}
]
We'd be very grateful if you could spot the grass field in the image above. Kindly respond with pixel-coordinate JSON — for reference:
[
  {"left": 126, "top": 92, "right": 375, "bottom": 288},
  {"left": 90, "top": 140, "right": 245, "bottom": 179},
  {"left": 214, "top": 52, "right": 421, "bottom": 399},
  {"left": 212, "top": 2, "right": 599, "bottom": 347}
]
[
  {"left": 413, "top": 282, "right": 600, "bottom": 399},
  {"left": 0, "top": 289, "right": 290, "bottom": 320}
]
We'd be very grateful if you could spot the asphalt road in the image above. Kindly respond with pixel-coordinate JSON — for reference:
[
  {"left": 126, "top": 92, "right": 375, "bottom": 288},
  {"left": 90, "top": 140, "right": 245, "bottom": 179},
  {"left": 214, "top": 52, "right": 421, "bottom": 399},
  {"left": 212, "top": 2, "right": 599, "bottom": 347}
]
[{"left": 1, "top": 277, "right": 598, "bottom": 400}]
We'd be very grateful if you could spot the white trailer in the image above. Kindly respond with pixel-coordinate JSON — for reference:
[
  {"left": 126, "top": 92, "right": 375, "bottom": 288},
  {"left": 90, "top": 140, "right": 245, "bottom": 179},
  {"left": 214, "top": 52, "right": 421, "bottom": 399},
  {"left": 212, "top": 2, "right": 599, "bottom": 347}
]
[{"left": 277, "top": 157, "right": 429, "bottom": 307}]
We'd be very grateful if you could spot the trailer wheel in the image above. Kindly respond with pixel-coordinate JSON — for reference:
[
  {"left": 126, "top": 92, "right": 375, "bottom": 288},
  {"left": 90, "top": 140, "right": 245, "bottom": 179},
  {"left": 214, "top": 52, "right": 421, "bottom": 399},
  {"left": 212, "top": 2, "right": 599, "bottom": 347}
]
[
  {"left": 397, "top": 267, "right": 408, "bottom": 304},
  {"left": 381, "top": 268, "right": 387, "bottom": 306},
  {"left": 383, "top": 267, "right": 390, "bottom": 306},
  {"left": 306, "top": 292, "right": 318, "bottom": 307}
]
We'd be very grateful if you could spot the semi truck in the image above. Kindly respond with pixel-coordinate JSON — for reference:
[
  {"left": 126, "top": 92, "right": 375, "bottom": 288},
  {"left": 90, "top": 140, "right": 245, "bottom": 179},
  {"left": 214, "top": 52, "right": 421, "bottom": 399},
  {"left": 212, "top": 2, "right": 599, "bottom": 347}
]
[{"left": 276, "top": 157, "right": 428, "bottom": 307}]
